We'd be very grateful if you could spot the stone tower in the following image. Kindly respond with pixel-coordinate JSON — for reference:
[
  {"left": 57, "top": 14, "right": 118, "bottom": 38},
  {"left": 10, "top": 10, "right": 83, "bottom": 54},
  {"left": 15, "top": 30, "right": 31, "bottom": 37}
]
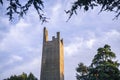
[{"left": 40, "top": 27, "right": 64, "bottom": 80}]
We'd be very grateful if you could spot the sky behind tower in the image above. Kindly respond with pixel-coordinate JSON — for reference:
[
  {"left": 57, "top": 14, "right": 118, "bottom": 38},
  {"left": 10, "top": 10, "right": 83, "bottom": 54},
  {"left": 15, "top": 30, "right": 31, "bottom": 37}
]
[{"left": 0, "top": 0, "right": 120, "bottom": 80}]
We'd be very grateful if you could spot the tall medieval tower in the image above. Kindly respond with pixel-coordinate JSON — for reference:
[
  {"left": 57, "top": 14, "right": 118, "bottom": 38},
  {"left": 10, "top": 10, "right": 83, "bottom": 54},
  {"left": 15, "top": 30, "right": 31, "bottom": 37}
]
[{"left": 40, "top": 27, "right": 64, "bottom": 80}]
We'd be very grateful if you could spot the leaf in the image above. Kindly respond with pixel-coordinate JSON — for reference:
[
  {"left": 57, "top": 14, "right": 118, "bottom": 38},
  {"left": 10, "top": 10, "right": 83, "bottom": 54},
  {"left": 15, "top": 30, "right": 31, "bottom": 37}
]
[
  {"left": 0, "top": 0, "right": 3, "bottom": 5},
  {"left": 84, "top": 5, "right": 89, "bottom": 11}
]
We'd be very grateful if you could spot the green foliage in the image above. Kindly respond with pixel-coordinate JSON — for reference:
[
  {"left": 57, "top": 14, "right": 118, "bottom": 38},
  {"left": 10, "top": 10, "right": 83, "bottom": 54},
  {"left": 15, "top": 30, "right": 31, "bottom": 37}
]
[
  {"left": 0, "top": 0, "right": 3, "bottom": 4},
  {"left": 66, "top": 0, "right": 120, "bottom": 20},
  {"left": 0, "top": 0, "right": 47, "bottom": 23},
  {"left": 76, "top": 44, "right": 120, "bottom": 80},
  {"left": 1, "top": 0, "right": 120, "bottom": 22},
  {"left": 76, "top": 63, "right": 89, "bottom": 80},
  {"left": 27, "top": 72, "right": 38, "bottom": 80},
  {"left": 4, "top": 72, "right": 38, "bottom": 80}
]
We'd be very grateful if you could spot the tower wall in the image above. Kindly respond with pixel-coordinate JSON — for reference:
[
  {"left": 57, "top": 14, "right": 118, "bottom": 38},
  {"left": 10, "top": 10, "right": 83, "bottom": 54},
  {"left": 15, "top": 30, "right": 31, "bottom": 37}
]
[{"left": 40, "top": 27, "right": 64, "bottom": 80}]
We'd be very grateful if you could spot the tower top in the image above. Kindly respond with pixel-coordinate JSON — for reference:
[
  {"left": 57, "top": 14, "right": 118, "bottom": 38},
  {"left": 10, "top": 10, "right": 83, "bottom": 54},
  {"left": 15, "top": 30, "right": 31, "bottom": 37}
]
[
  {"left": 43, "top": 27, "right": 62, "bottom": 43},
  {"left": 57, "top": 32, "right": 60, "bottom": 39},
  {"left": 43, "top": 27, "right": 48, "bottom": 43}
]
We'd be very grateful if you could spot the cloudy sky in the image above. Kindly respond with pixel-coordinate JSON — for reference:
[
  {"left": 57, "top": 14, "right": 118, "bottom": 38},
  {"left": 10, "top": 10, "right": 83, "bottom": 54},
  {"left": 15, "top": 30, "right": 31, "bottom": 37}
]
[{"left": 0, "top": 0, "right": 120, "bottom": 80}]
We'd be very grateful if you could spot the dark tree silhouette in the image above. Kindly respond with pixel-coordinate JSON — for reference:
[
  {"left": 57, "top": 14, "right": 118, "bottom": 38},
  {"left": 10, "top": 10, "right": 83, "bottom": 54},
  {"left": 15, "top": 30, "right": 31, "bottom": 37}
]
[
  {"left": 76, "top": 44, "right": 120, "bottom": 80},
  {"left": 0, "top": 0, "right": 47, "bottom": 23},
  {"left": 1, "top": 0, "right": 120, "bottom": 22},
  {"left": 76, "top": 63, "right": 89, "bottom": 80},
  {"left": 66, "top": 0, "right": 120, "bottom": 20},
  {"left": 4, "top": 72, "right": 38, "bottom": 80}
]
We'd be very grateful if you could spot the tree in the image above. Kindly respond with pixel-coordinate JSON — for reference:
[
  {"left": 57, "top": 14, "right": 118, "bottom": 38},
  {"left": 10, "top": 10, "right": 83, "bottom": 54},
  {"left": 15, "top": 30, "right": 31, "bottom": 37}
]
[
  {"left": 76, "top": 44, "right": 120, "bottom": 80},
  {"left": 1, "top": 0, "right": 120, "bottom": 23},
  {"left": 0, "top": 0, "right": 47, "bottom": 23},
  {"left": 27, "top": 72, "right": 38, "bottom": 80},
  {"left": 76, "top": 63, "right": 89, "bottom": 80},
  {"left": 66, "top": 0, "right": 120, "bottom": 20},
  {"left": 4, "top": 72, "right": 38, "bottom": 80}
]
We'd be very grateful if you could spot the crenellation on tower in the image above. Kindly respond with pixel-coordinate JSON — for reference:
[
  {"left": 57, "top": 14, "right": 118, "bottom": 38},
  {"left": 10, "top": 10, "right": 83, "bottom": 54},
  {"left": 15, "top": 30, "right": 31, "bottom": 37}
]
[
  {"left": 57, "top": 32, "right": 60, "bottom": 40},
  {"left": 52, "top": 36, "right": 55, "bottom": 41},
  {"left": 43, "top": 27, "right": 48, "bottom": 43},
  {"left": 40, "top": 27, "right": 64, "bottom": 80}
]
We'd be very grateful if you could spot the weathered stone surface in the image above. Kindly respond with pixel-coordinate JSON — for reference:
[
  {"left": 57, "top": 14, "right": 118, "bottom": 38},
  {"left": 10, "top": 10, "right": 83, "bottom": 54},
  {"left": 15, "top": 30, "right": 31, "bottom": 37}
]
[{"left": 40, "top": 27, "right": 64, "bottom": 80}]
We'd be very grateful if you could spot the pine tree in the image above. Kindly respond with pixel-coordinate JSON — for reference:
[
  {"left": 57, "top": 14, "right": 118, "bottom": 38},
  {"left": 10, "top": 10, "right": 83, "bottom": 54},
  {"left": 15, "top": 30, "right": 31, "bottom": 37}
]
[{"left": 76, "top": 44, "right": 120, "bottom": 80}]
